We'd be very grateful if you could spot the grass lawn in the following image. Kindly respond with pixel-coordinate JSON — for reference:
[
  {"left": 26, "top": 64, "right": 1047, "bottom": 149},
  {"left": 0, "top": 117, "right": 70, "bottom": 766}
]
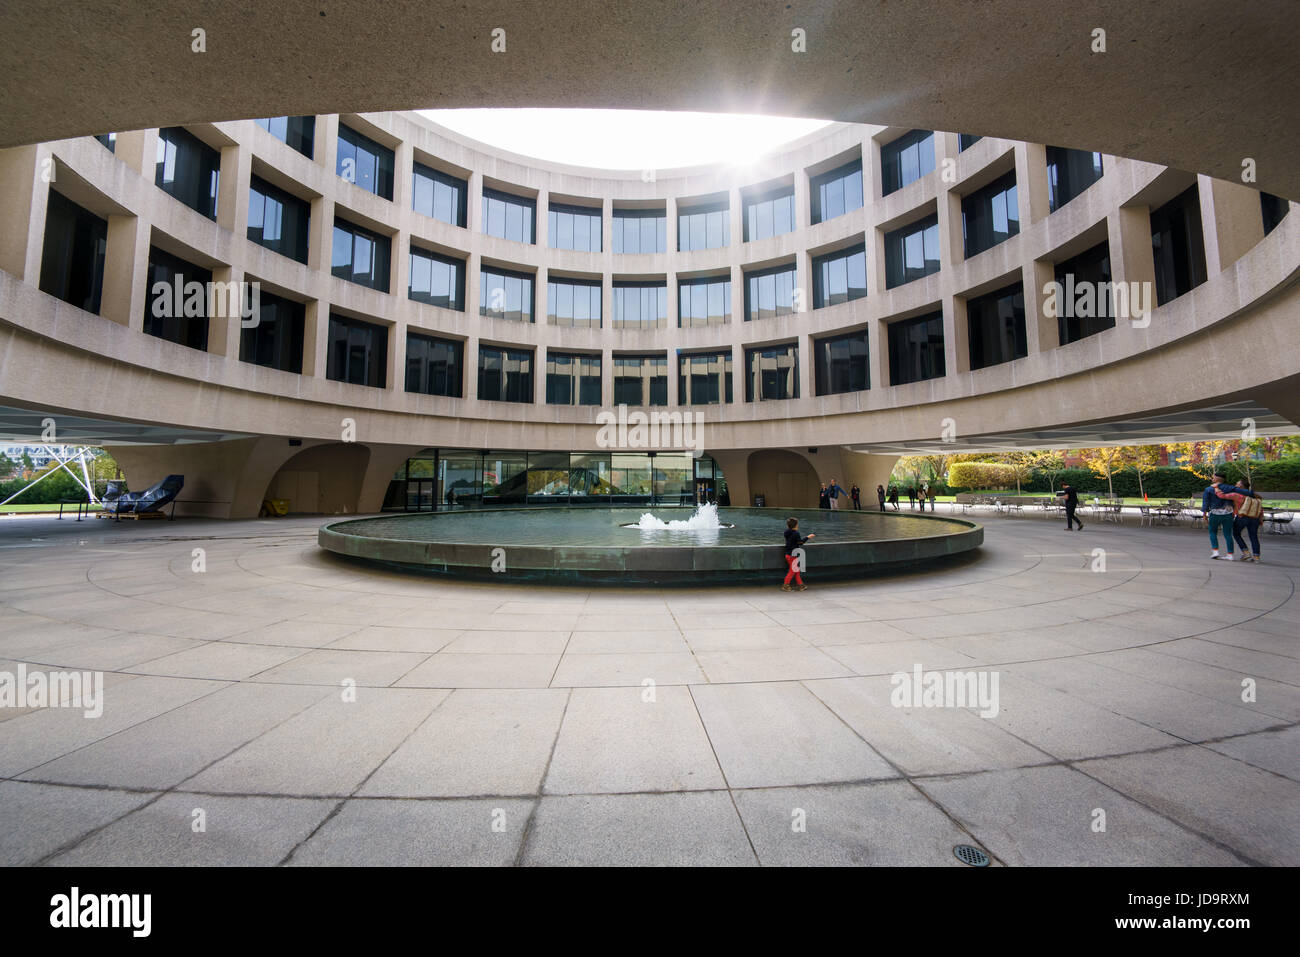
[{"left": 0, "top": 503, "right": 102, "bottom": 514}]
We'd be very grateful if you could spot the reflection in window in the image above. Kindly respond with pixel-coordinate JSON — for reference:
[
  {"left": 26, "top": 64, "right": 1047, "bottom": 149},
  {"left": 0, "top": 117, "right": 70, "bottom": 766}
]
[
  {"left": 814, "top": 331, "right": 869, "bottom": 395},
  {"left": 412, "top": 162, "right": 468, "bottom": 227},
  {"left": 613, "top": 355, "right": 668, "bottom": 406},
  {"left": 482, "top": 187, "right": 536, "bottom": 243},
  {"left": 409, "top": 247, "right": 464, "bottom": 310},
  {"left": 155, "top": 127, "right": 220, "bottom": 220},
  {"left": 612, "top": 207, "right": 667, "bottom": 253},
  {"left": 248, "top": 175, "right": 309, "bottom": 263},
  {"left": 38, "top": 188, "right": 107, "bottom": 314},
  {"left": 547, "top": 277, "right": 602, "bottom": 327},
  {"left": 888, "top": 311, "right": 945, "bottom": 385},
  {"left": 884, "top": 214, "right": 941, "bottom": 288},
  {"left": 480, "top": 266, "right": 534, "bottom": 322},
  {"left": 546, "top": 352, "right": 602, "bottom": 406},
  {"left": 405, "top": 332, "right": 462, "bottom": 397},
  {"left": 612, "top": 281, "right": 667, "bottom": 328},
  {"left": 1046, "top": 147, "right": 1103, "bottom": 212},
  {"left": 743, "top": 185, "right": 795, "bottom": 242},
  {"left": 812, "top": 244, "right": 867, "bottom": 308},
  {"left": 881, "top": 130, "right": 936, "bottom": 195},
  {"left": 745, "top": 344, "right": 799, "bottom": 401},
  {"left": 331, "top": 218, "right": 391, "bottom": 291},
  {"left": 678, "top": 351, "right": 733, "bottom": 405},
  {"left": 744, "top": 263, "right": 797, "bottom": 321},
  {"left": 336, "top": 124, "right": 394, "bottom": 200},
  {"left": 1150, "top": 184, "right": 1207, "bottom": 306},
  {"left": 327, "top": 313, "right": 388, "bottom": 387},
  {"left": 678, "top": 275, "right": 730, "bottom": 327},
  {"left": 143, "top": 245, "right": 210, "bottom": 351},
  {"left": 966, "top": 282, "right": 1027, "bottom": 370},
  {"left": 962, "top": 171, "right": 1019, "bottom": 257},
  {"left": 255, "top": 116, "right": 315, "bottom": 158},
  {"left": 477, "top": 345, "right": 533, "bottom": 402},
  {"left": 810, "top": 160, "right": 864, "bottom": 224},
  {"left": 241, "top": 289, "right": 304, "bottom": 374},
  {"left": 1054, "top": 242, "right": 1114, "bottom": 345},
  {"left": 678, "top": 200, "right": 729, "bottom": 251},
  {"left": 549, "top": 202, "right": 602, "bottom": 251}
]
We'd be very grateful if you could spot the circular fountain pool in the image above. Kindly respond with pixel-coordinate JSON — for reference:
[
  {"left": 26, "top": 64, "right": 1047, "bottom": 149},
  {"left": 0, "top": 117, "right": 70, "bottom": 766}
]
[{"left": 318, "top": 505, "right": 983, "bottom": 585}]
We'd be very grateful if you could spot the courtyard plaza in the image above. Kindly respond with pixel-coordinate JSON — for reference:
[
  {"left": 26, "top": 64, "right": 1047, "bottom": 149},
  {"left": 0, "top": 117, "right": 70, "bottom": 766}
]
[{"left": 0, "top": 506, "right": 1295, "bottom": 866}]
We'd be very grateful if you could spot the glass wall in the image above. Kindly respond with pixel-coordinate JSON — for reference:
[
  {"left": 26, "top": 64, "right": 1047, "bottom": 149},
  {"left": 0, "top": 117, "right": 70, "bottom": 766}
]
[
  {"left": 248, "top": 175, "right": 310, "bottom": 263},
  {"left": 1055, "top": 241, "right": 1115, "bottom": 345},
  {"left": 678, "top": 275, "right": 730, "bottom": 327},
  {"left": 143, "top": 245, "right": 211, "bottom": 351},
  {"left": 94, "top": 132, "right": 116, "bottom": 153},
  {"left": 678, "top": 351, "right": 733, "bottom": 405},
  {"left": 546, "top": 352, "right": 602, "bottom": 405},
  {"left": 256, "top": 116, "right": 315, "bottom": 158},
  {"left": 812, "top": 243, "right": 867, "bottom": 308},
  {"left": 884, "top": 214, "right": 940, "bottom": 288},
  {"left": 881, "top": 130, "right": 936, "bottom": 195},
  {"left": 1150, "top": 184, "right": 1207, "bottom": 306},
  {"left": 388, "top": 451, "right": 727, "bottom": 510},
  {"left": 331, "top": 218, "right": 391, "bottom": 291},
  {"left": 744, "top": 263, "right": 796, "bottom": 321},
  {"left": 477, "top": 345, "right": 533, "bottom": 402},
  {"left": 38, "top": 188, "right": 107, "bottom": 314},
  {"left": 612, "top": 207, "right": 666, "bottom": 253},
  {"left": 155, "top": 126, "right": 220, "bottom": 219},
  {"left": 613, "top": 355, "right": 669, "bottom": 406},
  {"left": 678, "top": 200, "right": 730, "bottom": 251},
  {"left": 743, "top": 185, "right": 795, "bottom": 242},
  {"left": 814, "top": 330, "right": 870, "bottom": 395},
  {"left": 547, "top": 277, "right": 602, "bottom": 327},
  {"left": 810, "top": 159, "right": 864, "bottom": 224},
  {"left": 1261, "top": 192, "right": 1289, "bottom": 235},
  {"left": 958, "top": 134, "right": 982, "bottom": 152},
  {"left": 405, "top": 332, "right": 462, "bottom": 397},
  {"left": 241, "top": 289, "right": 304, "bottom": 374},
  {"left": 962, "top": 171, "right": 1019, "bottom": 257},
  {"left": 612, "top": 281, "right": 667, "bottom": 328},
  {"left": 412, "top": 162, "right": 467, "bottom": 227},
  {"left": 327, "top": 313, "right": 388, "bottom": 388},
  {"left": 482, "top": 187, "right": 536, "bottom": 244},
  {"left": 966, "top": 282, "right": 1027, "bottom": 370},
  {"left": 1047, "top": 147, "right": 1104, "bottom": 212},
  {"left": 888, "top": 311, "right": 945, "bottom": 385},
  {"left": 745, "top": 344, "right": 799, "bottom": 401},
  {"left": 409, "top": 246, "right": 465, "bottom": 310},
  {"left": 549, "top": 202, "right": 602, "bottom": 252},
  {"left": 480, "top": 266, "right": 534, "bottom": 322},
  {"left": 336, "top": 124, "right": 394, "bottom": 200}
]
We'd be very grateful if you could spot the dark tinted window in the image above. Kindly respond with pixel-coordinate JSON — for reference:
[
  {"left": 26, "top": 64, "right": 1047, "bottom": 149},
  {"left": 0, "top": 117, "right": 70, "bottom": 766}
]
[
  {"left": 881, "top": 130, "right": 935, "bottom": 195},
  {"left": 678, "top": 352, "right": 733, "bottom": 405},
  {"left": 408, "top": 247, "right": 464, "bottom": 310},
  {"left": 94, "top": 132, "right": 116, "bottom": 153},
  {"left": 331, "top": 219, "right": 391, "bottom": 292},
  {"left": 248, "top": 175, "right": 310, "bottom": 263},
  {"left": 482, "top": 188, "right": 536, "bottom": 244},
  {"left": 888, "top": 311, "right": 945, "bottom": 385},
  {"left": 744, "top": 344, "right": 799, "bottom": 401},
  {"left": 1047, "top": 147, "right": 1103, "bottom": 212},
  {"left": 405, "top": 332, "right": 462, "bottom": 397},
  {"left": 966, "top": 282, "right": 1027, "bottom": 370},
  {"left": 412, "top": 162, "right": 468, "bottom": 227},
  {"left": 1150, "top": 184, "right": 1207, "bottom": 306},
  {"left": 336, "top": 124, "right": 394, "bottom": 199},
  {"left": 241, "top": 290, "right": 304, "bottom": 374},
  {"left": 958, "top": 134, "right": 982, "bottom": 151},
  {"left": 477, "top": 346, "right": 533, "bottom": 403},
  {"left": 962, "top": 171, "right": 1019, "bottom": 257},
  {"left": 812, "top": 244, "right": 867, "bottom": 308},
  {"left": 480, "top": 266, "right": 534, "bottom": 322},
  {"left": 547, "top": 277, "right": 601, "bottom": 327},
  {"left": 38, "top": 189, "right": 107, "bottom": 314},
  {"left": 884, "top": 214, "right": 941, "bottom": 288},
  {"left": 143, "top": 245, "right": 211, "bottom": 351},
  {"left": 1261, "top": 192, "right": 1288, "bottom": 236},
  {"left": 613, "top": 355, "right": 668, "bottom": 407},
  {"left": 255, "top": 116, "right": 315, "bottom": 158},
  {"left": 814, "top": 331, "right": 870, "bottom": 395},
  {"left": 810, "top": 160, "right": 864, "bottom": 224},
  {"left": 1054, "top": 242, "right": 1115, "bottom": 345},
  {"left": 155, "top": 126, "right": 220, "bottom": 219},
  {"left": 546, "top": 353, "right": 602, "bottom": 406},
  {"left": 744, "top": 263, "right": 797, "bottom": 321},
  {"left": 327, "top": 313, "right": 387, "bottom": 387}
]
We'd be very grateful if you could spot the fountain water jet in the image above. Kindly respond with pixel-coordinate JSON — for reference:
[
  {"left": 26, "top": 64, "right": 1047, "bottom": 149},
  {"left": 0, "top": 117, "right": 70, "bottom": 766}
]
[{"left": 626, "top": 502, "right": 734, "bottom": 531}]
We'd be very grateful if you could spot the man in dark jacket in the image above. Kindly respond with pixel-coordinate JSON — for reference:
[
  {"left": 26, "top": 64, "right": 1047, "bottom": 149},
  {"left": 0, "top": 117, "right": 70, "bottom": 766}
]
[
  {"left": 1202, "top": 471, "right": 1254, "bottom": 560},
  {"left": 1056, "top": 483, "right": 1083, "bottom": 530}
]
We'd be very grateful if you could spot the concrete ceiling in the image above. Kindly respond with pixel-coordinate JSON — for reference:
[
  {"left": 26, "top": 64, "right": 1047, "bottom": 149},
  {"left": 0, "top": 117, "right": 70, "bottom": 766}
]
[
  {"left": 1, "top": 1, "right": 1298, "bottom": 198},
  {"left": 0, "top": 407, "right": 251, "bottom": 447}
]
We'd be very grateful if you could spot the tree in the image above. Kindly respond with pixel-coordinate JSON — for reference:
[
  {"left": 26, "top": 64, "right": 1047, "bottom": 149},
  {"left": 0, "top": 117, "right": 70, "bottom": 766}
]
[
  {"left": 920, "top": 453, "right": 954, "bottom": 486},
  {"left": 1079, "top": 446, "right": 1126, "bottom": 497},
  {"left": 1026, "top": 450, "right": 1066, "bottom": 493},
  {"left": 894, "top": 455, "right": 931, "bottom": 491},
  {"left": 21, "top": 451, "right": 34, "bottom": 473},
  {"left": 1171, "top": 440, "right": 1228, "bottom": 481},
  {"left": 1002, "top": 451, "right": 1036, "bottom": 494},
  {"left": 0, "top": 453, "right": 14, "bottom": 478},
  {"left": 1123, "top": 445, "right": 1162, "bottom": 500}
]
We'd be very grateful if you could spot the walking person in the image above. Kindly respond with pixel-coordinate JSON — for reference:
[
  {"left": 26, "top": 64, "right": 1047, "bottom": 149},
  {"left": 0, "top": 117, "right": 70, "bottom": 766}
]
[
  {"left": 850, "top": 484, "right": 861, "bottom": 509},
  {"left": 887, "top": 486, "right": 900, "bottom": 510},
  {"left": 782, "top": 517, "right": 815, "bottom": 591},
  {"left": 876, "top": 484, "right": 886, "bottom": 512},
  {"left": 1056, "top": 482, "right": 1084, "bottom": 530},
  {"left": 907, "top": 485, "right": 917, "bottom": 509},
  {"left": 1201, "top": 471, "right": 1250, "bottom": 561},
  {"left": 928, "top": 486, "right": 937, "bottom": 512},
  {"left": 818, "top": 483, "right": 830, "bottom": 509},
  {"left": 827, "top": 478, "right": 845, "bottom": 510},
  {"left": 1212, "top": 477, "right": 1264, "bottom": 563}
]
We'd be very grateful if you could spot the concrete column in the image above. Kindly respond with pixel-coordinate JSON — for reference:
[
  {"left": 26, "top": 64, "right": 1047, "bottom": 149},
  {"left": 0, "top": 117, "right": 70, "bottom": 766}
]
[
  {"left": 867, "top": 221, "right": 888, "bottom": 297},
  {"left": 216, "top": 142, "right": 250, "bottom": 233},
  {"left": 386, "top": 318, "right": 402, "bottom": 393},
  {"left": 0, "top": 146, "right": 39, "bottom": 280},
  {"left": 464, "top": 332, "right": 480, "bottom": 401},
  {"left": 393, "top": 140, "right": 414, "bottom": 211},
  {"left": 868, "top": 314, "right": 888, "bottom": 390},
  {"left": 392, "top": 227, "right": 409, "bottom": 302},
  {"left": 1109, "top": 205, "right": 1156, "bottom": 309},
  {"left": 944, "top": 188, "right": 965, "bottom": 264},
  {"left": 113, "top": 129, "right": 157, "bottom": 178},
  {"left": 304, "top": 299, "right": 329, "bottom": 379},
  {"left": 708, "top": 448, "right": 750, "bottom": 506},
  {"left": 318, "top": 115, "right": 341, "bottom": 176},
  {"left": 1198, "top": 175, "right": 1266, "bottom": 275},
  {"left": 946, "top": 295, "right": 969, "bottom": 375},
  {"left": 1016, "top": 143, "right": 1050, "bottom": 225},
  {"left": 102, "top": 213, "right": 150, "bottom": 330},
  {"left": 1026, "top": 258, "right": 1057, "bottom": 352},
  {"left": 797, "top": 332, "right": 813, "bottom": 399},
  {"left": 536, "top": 188, "right": 548, "bottom": 247},
  {"left": 836, "top": 449, "right": 900, "bottom": 502},
  {"left": 729, "top": 186, "right": 743, "bottom": 247},
  {"left": 794, "top": 163, "right": 812, "bottom": 230},
  {"left": 208, "top": 263, "right": 243, "bottom": 358}
]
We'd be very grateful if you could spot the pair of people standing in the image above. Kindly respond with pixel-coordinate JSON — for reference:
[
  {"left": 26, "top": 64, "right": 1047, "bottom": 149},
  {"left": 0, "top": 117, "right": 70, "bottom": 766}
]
[
  {"left": 820, "top": 479, "right": 846, "bottom": 509},
  {"left": 1204, "top": 473, "right": 1263, "bottom": 562}
]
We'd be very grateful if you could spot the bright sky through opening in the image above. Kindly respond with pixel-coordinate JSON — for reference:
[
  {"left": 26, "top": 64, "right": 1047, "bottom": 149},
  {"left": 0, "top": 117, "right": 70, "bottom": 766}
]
[{"left": 417, "top": 108, "right": 833, "bottom": 170}]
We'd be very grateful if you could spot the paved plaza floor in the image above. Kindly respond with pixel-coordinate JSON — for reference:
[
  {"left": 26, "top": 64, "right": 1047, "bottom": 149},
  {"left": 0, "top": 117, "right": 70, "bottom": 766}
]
[{"left": 0, "top": 508, "right": 1296, "bottom": 866}]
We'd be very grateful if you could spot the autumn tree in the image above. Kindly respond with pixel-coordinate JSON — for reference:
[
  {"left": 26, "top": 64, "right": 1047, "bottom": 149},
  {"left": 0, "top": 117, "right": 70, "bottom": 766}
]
[
  {"left": 1079, "top": 446, "right": 1127, "bottom": 497},
  {"left": 1026, "top": 450, "right": 1066, "bottom": 493},
  {"left": 1122, "top": 445, "right": 1162, "bottom": 500}
]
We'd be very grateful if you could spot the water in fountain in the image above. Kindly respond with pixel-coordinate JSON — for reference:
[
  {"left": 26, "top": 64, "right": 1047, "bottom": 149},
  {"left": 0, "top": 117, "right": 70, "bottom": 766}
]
[{"left": 628, "top": 502, "right": 734, "bottom": 530}]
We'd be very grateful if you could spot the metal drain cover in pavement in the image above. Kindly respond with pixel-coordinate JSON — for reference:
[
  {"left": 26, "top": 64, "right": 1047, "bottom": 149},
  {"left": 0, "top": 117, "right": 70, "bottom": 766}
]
[{"left": 954, "top": 844, "right": 990, "bottom": 867}]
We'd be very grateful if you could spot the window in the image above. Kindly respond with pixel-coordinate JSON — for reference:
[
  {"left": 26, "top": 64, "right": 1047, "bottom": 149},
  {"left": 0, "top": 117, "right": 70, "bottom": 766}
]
[
  {"left": 241, "top": 289, "right": 304, "bottom": 373},
  {"left": 1054, "top": 242, "right": 1115, "bottom": 345},
  {"left": 612, "top": 281, "right": 667, "bottom": 328},
  {"left": 155, "top": 126, "right": 220, "bottom": 219},
  {"left": 812, "top": 244, "right": 867, "bottom": 308},
  {"left": 255, "top": 116, "right": 315, "bottom": 158},
  {"left": 744, "top": 263, "right": 797, "bottom": 321},
  {"left": 884, "top": 214, "right": 941, "bottom": 288},
  {"left": 327, "top": 313, "right": 388, "bottom": 387},
  {"left": 331, "top": 219, "right": 391, "bottom": 292},
  {"left": 814, "top": 331, "right": 870, "bottom": 395},
  {"left": 810, "top": 160, "right": 864, "bottom": 224},
  {"left": 412, "top": 162, "right": 468, "bottom": 228},
  {"left": 143, "top": 246, "right": 210, "bottom": 351},
  {"left": 477, "top": 345, "right": 533, "bottom": 403},
  {"left": 1150, "top": 184, "right": 1207, "bottom": 306},
  {"left": 546, "top": 353, "right": 602, "bottom": 406},
  {"left": 678, "top": 200, "right": 729, "bottom": 251},
  {"left": 336, "top": 124, "right": 394, "bottom": 200},
  {"left": 547, "top": 277, "right": 601, "bottom": 327},
  {"left": 482, "top": 187, "right": 536, "bottom": 243},
  {"left": 745, "top": 344, "right": 799, "bottom": 401},
  {"left": 888, "top": 311, "right": 946, "bottom": 385},
  {"left": 94, "top": 132, "right": 116, "bottom": 153},
  {"left": 678, "top": 275, "right": 731, "bottom": 327},
  {"left": 1261, "top": 192, "right": 1288, "bottom": 236},
  {"left": 613, "top": 355, "right": 668, "bottom": 407},
  {"left": 881, "top": 130, "right": 936, "bottom": 195},
  {"left": 678, "top": 351, "right": 733, "bottom": 405},
  {"left": 743, "top": 185, "right": 795, "bottom": 242},
  {"left": 38, "top": 189, "right": 107, "bottom": 314},
  {"left": 966, "top": 282, "right": 1027, "bottom": 370},
  {"left": 962, "top": 171, "right": 1020, "bottom": 257},
  {"left": 549, "top": 202, "right": 601, "bottom": 251},
  {"left": 1046, "top": 147, "right": 1103, "bottom": 212},
  {"left": 612, "top": 207, "right": 667, "bottom": 253},
  {"left": 958, "top": 134, "right": 982, "bottom": 152},
  {"left": 480, "top": 266, "right": 534, "bottom": 322},
  {"left": 405, "top": 333, "right": 462, "bottom": 397},
  {"left": 248, "top": 175, "right": 309, "bottom": 263},
  {"left": 408, "top": 247, "right": 464, "bottom": 310}
]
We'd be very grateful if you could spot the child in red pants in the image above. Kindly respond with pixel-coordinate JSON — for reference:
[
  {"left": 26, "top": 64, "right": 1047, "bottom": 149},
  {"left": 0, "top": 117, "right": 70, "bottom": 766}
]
[{"left": 783, "top": 517, "right": 815, "bottom": 591}]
